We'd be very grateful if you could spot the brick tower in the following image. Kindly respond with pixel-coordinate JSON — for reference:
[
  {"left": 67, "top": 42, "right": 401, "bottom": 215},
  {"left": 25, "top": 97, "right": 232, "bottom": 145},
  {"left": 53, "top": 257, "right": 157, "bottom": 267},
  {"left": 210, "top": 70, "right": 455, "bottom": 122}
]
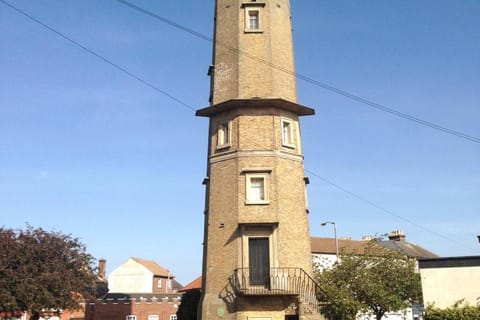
[{"left": 196, "top": 1, "right": 320, "bottom": 319}]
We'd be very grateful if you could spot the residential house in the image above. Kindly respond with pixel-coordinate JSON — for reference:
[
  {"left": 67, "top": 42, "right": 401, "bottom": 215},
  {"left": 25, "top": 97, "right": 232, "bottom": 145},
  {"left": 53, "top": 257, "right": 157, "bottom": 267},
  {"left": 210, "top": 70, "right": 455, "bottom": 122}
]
[
  {"left": 86, "top": 258, "right": 183, "bottom": 320},
  {"left": 419, "top": 255, "right": 480, "bottom": 308},
  {"left": 311, "top": 230, "right": 438, "bottom": 320},
  {"left": 311, "top": 230, "right": 437, "bottom": 269}
]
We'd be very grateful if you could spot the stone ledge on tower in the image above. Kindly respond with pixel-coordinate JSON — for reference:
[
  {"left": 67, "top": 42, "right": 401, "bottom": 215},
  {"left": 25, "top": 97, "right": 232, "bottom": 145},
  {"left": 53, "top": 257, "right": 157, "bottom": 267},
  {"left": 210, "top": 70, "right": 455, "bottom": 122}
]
[{"left": 196, "top": 98, "right": 315, "bottom": 117}]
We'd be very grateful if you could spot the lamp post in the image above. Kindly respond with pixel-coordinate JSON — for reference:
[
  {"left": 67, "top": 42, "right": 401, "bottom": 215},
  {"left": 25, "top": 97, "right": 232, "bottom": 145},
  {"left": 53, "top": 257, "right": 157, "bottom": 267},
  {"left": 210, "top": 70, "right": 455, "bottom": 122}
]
[{"left": 321, "top": 221, "right": 339, "bottom": 263}]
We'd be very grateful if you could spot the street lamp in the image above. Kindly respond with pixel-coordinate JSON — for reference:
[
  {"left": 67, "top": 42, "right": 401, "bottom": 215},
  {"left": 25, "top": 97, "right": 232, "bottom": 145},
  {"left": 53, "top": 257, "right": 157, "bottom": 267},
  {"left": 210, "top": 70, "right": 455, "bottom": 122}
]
[{"left": 321, "top": 221, "right": 339, "bottom": 262}]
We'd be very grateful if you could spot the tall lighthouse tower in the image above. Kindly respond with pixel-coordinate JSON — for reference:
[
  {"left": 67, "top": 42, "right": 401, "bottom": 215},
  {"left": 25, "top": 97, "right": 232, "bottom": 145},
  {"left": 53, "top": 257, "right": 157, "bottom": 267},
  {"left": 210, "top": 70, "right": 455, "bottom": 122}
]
[{"left": 196, "top": 1, "right": 319, "bottom": 319}]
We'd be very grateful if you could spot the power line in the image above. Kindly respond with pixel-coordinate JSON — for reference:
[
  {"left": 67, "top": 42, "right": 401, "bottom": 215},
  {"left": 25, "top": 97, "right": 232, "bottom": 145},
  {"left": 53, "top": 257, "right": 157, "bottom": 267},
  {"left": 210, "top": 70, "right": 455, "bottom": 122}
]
[
  {"left": 0, "top": 0, "right": 195, "bottom": 112},
  {"left": 3, "top": 0, "right": 476, "bottom": 253},
  {"left": 105, "top": 1, "right": 480, "bottom": 251},
  {"left": 305, "top": 168, "right": 478, "bottom": 253},
  {"left": 114, "top": 0, "right": 480, "bottom": 144}
]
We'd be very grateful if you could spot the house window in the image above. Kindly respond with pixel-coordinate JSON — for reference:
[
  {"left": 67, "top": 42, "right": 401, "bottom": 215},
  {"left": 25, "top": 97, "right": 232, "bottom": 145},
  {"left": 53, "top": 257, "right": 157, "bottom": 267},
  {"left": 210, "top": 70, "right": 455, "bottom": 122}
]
[
  {"left": 157, "top": 279, "right": 162, "bottom": 288},
  {"left": 281, "top": 118, "right": 295, "bottom": 148},
  {"left": 148, "top": 316, "right": 159, "bottom": 320},
  {"left": 126, "top": 316, "right": 137, "bottom": 320},
  {"left": 167, "top": 279, "right": 172, "bottom": 290},
  {"left": 246, "top": 173, "right": 269, "bottom": 204},
  {"left": 217, "top": 121, "right": 231, "bottom": 149},
  {"left": 170, "top": 315, "right": 177, "bottom": 320}
]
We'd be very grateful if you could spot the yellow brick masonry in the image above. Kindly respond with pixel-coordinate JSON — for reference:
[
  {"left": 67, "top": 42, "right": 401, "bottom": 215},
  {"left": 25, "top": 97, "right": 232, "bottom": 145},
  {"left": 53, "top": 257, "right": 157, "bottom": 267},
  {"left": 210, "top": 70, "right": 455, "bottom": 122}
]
[
  {"left": 212, "top": 0, "right": 297, "bottom": 104},
  {"left": 198, "top": 0, "right": 320, "bottom": 319}
]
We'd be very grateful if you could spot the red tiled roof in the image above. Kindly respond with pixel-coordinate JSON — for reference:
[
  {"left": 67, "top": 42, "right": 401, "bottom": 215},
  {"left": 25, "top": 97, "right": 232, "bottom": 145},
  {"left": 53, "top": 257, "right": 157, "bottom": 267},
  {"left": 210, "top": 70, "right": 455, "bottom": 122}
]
[{"left": 179, "top": 276, "right": 202, "bottom": 292}]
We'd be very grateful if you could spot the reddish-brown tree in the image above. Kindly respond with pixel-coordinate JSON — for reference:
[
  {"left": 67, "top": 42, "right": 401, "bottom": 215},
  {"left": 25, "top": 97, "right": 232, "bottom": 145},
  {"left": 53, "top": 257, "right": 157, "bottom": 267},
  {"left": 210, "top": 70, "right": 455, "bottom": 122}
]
[{"left": 0, "top": 226, "right": 98, "bottom": 320}]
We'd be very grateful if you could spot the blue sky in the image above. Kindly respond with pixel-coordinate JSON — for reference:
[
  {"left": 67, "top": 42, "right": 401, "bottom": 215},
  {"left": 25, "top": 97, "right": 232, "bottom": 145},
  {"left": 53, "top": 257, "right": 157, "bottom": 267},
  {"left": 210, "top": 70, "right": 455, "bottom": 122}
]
[{"left": 1, "top": 0, "right": 479, "bottom": 284}]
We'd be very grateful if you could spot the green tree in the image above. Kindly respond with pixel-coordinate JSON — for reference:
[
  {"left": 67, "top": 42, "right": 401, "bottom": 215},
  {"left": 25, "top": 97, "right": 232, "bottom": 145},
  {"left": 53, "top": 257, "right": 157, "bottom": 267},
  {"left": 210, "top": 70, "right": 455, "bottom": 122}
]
[
  {"left": 316, "top": 240, "right": 422, "bottom": 320},
  {"left": 0, "top": 226, "right": 98, "bottom": 320}
]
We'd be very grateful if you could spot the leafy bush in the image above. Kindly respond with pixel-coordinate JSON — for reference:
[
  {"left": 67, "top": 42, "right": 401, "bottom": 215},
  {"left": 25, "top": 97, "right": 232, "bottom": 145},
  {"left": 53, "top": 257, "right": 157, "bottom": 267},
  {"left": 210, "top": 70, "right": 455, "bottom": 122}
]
[{"left": 425, "top": 300, "right": 480, "bottom": 320}]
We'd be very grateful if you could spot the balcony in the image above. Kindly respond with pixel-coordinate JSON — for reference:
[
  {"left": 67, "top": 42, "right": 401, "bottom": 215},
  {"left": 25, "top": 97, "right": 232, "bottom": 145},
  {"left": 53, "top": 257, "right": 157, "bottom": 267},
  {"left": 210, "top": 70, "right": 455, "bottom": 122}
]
[
  {"left": 232, "top": 267, "right": 322, "bottom": 314},
  {"left": 234, "top": 267, "right": 301, "bottom": 295}
]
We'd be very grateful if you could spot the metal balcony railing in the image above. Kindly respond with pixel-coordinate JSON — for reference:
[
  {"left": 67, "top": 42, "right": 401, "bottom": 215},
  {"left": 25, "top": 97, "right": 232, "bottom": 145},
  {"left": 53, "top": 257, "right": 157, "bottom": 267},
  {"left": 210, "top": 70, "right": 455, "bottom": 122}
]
[{"left": 233, "top": 267, "right": 322, "bottom": 314}]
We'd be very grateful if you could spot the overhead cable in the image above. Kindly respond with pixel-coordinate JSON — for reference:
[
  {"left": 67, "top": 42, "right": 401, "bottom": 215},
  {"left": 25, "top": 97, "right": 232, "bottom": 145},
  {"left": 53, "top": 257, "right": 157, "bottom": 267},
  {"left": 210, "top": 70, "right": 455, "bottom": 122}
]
[
  {"left": 115, "top": 0, "right": 480, "bottom": 144},
  {"left": 305, "top": 168, "right": 478, "bottom": 253},
  {"left": 2, "top": 0, "right": 476, "bottom": 253},
  {"left": 0, "top": 0, "right": 195, "bottom": 112}
]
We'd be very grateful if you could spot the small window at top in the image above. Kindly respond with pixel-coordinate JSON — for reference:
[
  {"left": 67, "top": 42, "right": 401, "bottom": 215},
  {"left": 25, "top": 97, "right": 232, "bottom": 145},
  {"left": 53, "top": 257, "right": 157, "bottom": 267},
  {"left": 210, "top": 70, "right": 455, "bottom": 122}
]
[{"left": 242, "top": 2, "right": 265, "bottom": 32}]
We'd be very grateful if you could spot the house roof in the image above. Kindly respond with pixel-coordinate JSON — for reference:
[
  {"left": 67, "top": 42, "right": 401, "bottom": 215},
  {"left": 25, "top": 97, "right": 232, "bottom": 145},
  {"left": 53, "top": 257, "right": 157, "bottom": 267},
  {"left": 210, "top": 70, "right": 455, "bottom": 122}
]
[
  {"left": 171, "top": 279, "right": 184, "bottom": 291},
  {"left": 380, "top": 239, "right": 438, "bottom": 259},
  {"left": 311, "top": 237, "right": 366, "bottom": 255},
  {"left": 179, "top": 276, "right": 202, "bottom": 292},
  {"left": 310, "top": 237, "right": 438, "bottom": 259},
  {"left": 418, "top": 255, "right": 480, "bottom": 269},
  {"left": 131, "top": 257, "right": 173, "bottom": 278}
]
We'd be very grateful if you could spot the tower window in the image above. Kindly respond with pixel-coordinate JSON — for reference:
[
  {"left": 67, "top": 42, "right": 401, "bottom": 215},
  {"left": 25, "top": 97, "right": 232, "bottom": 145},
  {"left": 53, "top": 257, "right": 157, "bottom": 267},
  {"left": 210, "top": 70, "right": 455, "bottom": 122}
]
[
  {"left": 250, "top": 177, "right": 265, "bottom": 200},
  {"left": 246, "top": 173, "right": 269, "bottom": 204},
  {"left": 242, "top": 2, "right": 265, "bottom": 32},
  {"left": 248, "top": 10, "right": 260, "bottom": 30},
  {"left": 281, "top": 118, "right": 296, "bottom": 148},
  {"left": 217, "top": 121, "right": 231, "bottom": 149}
]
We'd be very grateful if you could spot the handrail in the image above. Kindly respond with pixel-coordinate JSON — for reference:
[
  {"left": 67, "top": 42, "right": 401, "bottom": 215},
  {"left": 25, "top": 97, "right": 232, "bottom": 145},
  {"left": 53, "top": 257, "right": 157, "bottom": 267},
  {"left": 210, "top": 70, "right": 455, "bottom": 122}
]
[{"left": 232, "top": 267, "right": 322, "bottom": 314}]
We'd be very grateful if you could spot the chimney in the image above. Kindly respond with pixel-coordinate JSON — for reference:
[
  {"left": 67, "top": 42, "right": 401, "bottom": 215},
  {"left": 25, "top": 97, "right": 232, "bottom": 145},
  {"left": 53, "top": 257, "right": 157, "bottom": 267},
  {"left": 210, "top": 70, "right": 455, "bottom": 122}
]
[
  {"left": 98, "top": 258, "right": 106, "bottom": 279},
  {"left": 361, "top": 235, "right": 374, "bottom": 241},
  {"left": 388, "top": 230, "right": 406, "bottom": 242}
]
